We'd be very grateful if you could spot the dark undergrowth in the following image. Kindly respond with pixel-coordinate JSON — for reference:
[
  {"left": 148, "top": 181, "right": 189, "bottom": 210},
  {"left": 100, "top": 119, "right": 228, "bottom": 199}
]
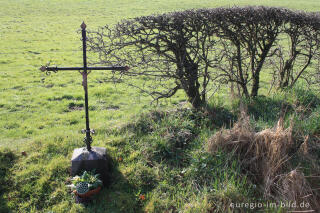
[{"left": 0, "top": 149, "right": 16, "bottom": 213}]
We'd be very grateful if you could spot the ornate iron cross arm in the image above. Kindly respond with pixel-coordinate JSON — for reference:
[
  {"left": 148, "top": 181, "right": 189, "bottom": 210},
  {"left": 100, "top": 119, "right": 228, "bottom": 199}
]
[
  {"left": 40, "top": 66, "right": 129, "bottom": 72},
  {"left": 39, "top": 22, "right": 129, "bottom": 151}
]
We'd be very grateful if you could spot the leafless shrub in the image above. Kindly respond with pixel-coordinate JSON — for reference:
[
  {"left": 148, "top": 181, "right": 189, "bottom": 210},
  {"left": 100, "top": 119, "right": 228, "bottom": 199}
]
[
  {"left": 269, "top": 21, "right": 320, "bottom": 89},
  {"left": 87, "top": 10, "right": 218, "bottom": 109},
  {"left": 87, "top": 7, "right": 320, "bottom": 108},
  {"left": 211, "top": 7, "right": 284, "bottom": 97}
]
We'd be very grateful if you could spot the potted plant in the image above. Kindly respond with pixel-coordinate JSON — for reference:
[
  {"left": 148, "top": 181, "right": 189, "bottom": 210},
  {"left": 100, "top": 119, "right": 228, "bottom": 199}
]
[{"left": 68, "top": 170, "right": 103, "bottom": 198}]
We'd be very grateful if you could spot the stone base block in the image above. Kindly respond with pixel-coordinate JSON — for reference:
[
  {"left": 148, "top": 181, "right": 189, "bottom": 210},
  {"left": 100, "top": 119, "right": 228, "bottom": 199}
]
[{"left": 71, "top": 146, "right": 111, "bottom": 185}]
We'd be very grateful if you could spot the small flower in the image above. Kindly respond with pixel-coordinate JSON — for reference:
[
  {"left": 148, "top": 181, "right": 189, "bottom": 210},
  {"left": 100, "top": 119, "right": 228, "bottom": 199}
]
[
  {"left": 72, "top": 176, "right": 80, "bottom": 181},
  {"left": 118, "top": 157, "right": 123, "bottom": 162},
  {"left": 66, "top": 184, "right": 76, "bottom": 189},
  {"left": 139, "top": 194, "right": 145, "bottom": 201}
]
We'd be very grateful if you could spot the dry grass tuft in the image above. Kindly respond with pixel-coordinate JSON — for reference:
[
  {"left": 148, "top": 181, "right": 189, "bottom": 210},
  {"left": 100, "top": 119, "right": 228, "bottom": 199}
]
[
  {"left": 279, "top": 169, "right": 317, "bottom": 210},
  {"left": 208, "top": 112, "right": 320, "bottom": 211}
]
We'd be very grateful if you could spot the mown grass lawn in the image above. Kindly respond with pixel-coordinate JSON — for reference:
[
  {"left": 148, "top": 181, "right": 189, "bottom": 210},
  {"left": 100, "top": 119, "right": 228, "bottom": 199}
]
[{"left": 1, "top": 0, "right": 320, "bottom": 212}]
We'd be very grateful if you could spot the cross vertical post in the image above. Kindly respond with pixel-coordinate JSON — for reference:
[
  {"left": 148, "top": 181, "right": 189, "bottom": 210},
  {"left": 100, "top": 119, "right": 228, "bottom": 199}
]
[{"left": 80, "top": 22, "right": 92, "bottom": 151}]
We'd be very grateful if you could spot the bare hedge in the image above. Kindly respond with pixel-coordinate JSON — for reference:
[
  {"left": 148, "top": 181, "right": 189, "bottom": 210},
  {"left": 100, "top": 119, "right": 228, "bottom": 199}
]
[{"left": 87, "top": 6, "right": 320, "bottom": 109}]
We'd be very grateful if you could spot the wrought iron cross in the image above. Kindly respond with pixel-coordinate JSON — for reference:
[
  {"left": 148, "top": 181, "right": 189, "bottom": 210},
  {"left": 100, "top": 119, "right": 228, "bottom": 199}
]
[{"left": 40, "top": 22, "right": 129, "bottom": 151}]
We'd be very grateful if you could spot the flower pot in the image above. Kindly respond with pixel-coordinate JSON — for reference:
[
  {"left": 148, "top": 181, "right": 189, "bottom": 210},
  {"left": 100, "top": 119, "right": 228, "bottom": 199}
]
[{"left": 75, "top": 186, "right": 102, "bottom": 198}]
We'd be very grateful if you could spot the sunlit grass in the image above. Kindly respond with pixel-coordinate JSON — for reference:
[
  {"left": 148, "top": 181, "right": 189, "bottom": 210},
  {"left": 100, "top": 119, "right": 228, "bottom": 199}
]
[{"left": 1, "top": 0, "right": 320, "bottom": 212}]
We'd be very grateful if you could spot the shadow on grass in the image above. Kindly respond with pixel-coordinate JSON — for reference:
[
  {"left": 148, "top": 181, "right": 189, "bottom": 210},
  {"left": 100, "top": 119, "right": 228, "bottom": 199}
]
[
  {"left": 288, "top": 87, "right": 320, "bottom": 109},
  {"left": 0, "top": 148, "right": 16, "bottom": 213},
  {"left": 243, "top": 89, "right": 320, "bottom": 126},
  {"left": 246, "top": 96, "right": 288, "bottom": 123},
  {"left": 114, "top": 107, "right": 237, "bottom": 169},
  {"left": 205, "top": 105, "right": 236, "bottom": 129},
  {"left": 123, "top": 109, "right": 202, "bottom": 168},
  {"left": 83, "top": 159, "right": 144, "bottom": 213},
  {"left": 228, "top": 95, "right": 291, "bottom": 127}
]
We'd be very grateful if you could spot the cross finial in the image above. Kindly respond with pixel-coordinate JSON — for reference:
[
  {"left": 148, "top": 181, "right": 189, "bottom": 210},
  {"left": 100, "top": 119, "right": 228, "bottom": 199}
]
[
  {"left": 40, "top": 66, "right": 47, "bottom": 72},
  {"left": 81, "top": 21, "right": 87, "bottom": 30}
]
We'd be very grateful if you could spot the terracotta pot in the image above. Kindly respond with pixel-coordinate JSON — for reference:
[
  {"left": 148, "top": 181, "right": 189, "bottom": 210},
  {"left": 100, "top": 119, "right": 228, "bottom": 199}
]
[{"left": 76, "top": 186, "right": 102, "bottom": 198}]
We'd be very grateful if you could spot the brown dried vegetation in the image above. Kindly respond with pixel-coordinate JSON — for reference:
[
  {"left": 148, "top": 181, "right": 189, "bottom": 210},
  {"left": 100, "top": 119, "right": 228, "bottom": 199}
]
[{"left": 208, "top": 112, "right": 320, "bottom": 211}]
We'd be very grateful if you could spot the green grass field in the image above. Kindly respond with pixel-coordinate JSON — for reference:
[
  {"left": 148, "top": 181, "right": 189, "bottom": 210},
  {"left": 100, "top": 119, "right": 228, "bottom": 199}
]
[
  {"left": 1, "top": 0, "right": 320, "bottom": 212},
  {"left": 1, "top": 0, "right": 320, "bottom": 150}
]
